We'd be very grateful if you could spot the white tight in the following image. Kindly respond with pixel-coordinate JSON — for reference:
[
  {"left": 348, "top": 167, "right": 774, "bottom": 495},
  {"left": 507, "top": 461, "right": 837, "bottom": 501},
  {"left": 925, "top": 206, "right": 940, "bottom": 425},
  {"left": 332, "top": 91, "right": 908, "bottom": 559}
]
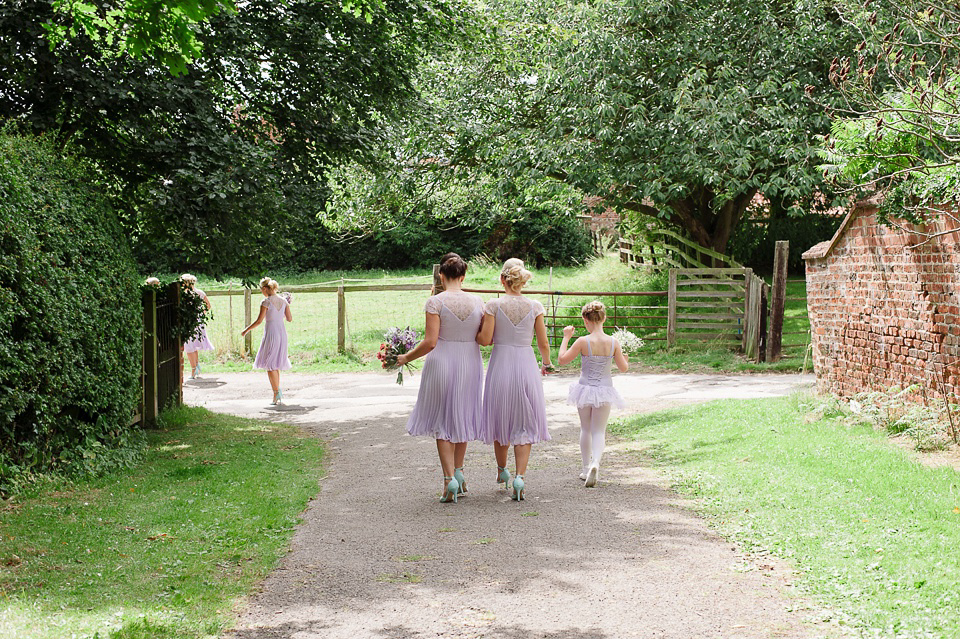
[{"left": 578, "top": 404, "right": 612, "bottom": 471}]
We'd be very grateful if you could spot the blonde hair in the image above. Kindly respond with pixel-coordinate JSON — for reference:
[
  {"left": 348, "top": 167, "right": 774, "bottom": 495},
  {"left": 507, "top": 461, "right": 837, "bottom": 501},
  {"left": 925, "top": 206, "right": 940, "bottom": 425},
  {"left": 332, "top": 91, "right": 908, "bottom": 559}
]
[
  {"left": 181, "top": 273, "right": 197, "bottom": 288},
  {"left": 259, "top": 277, "right": 279, "bottom": 294},
  {"left": 500, "top": 258, "right": 533, "bottom": 292},
  {"left": 581, "top": 300, "right": 606, "bottom": 323}
]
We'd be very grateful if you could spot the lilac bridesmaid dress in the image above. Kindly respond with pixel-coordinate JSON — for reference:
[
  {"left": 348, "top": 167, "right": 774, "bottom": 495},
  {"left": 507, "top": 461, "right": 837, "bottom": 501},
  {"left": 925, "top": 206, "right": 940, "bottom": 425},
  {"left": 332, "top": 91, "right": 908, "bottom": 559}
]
[
  {"left": 406, "top": 292, "right": 484, "bottom": 442},
  {"left": 480, "top": 296, "right": 550, "bottom": 446},
  {"left": 253, "top": 295, "right": 291, "bottom": 371},
  {"left": 183, "top": 289, "right": 214, "bottom": 353}
]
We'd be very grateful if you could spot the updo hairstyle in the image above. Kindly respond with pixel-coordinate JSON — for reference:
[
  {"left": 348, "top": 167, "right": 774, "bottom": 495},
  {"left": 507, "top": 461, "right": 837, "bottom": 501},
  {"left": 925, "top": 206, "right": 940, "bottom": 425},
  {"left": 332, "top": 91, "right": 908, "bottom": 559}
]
[
  {"left": 259, "top": 277, "right": 279, "bottom": 294},
  {"left": 500, "top": 258, "right": 533, "bottom": 292},
  {"left": 581, "top": 300, "right": 606, "bottom": 323},
  {"left": 181, "top": 273, "right": 197, "bottom": 288},
  {"left": 438, "top": 252, "right": 467, "bottom": 280}
]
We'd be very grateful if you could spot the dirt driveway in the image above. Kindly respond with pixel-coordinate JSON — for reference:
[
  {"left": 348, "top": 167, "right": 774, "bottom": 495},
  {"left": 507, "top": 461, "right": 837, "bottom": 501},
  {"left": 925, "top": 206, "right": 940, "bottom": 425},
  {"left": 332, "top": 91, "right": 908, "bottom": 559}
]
[{"left": 185, "top": 371, "right": 827, "bottom": 639}]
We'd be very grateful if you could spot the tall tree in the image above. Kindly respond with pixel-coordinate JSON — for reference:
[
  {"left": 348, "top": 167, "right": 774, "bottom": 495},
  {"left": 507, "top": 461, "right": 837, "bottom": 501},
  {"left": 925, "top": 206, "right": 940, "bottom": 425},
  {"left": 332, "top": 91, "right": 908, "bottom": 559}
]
[
  {"left": 0, "top": 0, "right": 464, "bottom": 275},
  {"left": 361, "top": 0, "right": 858, "bottom": 255}
]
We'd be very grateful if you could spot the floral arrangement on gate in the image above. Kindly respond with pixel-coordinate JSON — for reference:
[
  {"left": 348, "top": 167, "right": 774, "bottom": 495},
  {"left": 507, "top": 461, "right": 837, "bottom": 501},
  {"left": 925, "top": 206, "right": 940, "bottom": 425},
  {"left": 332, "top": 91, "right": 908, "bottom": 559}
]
[
  {"left": 377, "top": 326, "right": 419, "bottom": 385},
  {"left": 611, "top": 327, "right": 645, "bottom": 355}
]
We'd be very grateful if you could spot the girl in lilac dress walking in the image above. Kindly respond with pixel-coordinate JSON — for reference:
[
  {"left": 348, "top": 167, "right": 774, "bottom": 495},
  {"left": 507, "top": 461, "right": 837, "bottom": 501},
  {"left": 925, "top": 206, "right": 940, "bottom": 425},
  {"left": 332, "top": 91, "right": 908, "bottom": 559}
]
[
  {"left": 241, "top": 277, "right": 292, "bottom": 405},
  {"left": 476, "top": 258, "right": 553, "bottom": 501},
  {"left": 397, "top": 254, "right": 484, "bottom": 503},
  {"left": 558, "top": 300, "right": 628, "bottom": 488},
  {"left": 181, "top": 274, "right": 214, "bottom": 379}
]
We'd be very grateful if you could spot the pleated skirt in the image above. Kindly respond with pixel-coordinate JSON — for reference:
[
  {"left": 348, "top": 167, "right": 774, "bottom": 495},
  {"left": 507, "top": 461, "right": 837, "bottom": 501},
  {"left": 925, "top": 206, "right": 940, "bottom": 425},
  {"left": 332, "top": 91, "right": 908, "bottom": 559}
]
[
  {"left": 406, "top": 340, "right": 484, "bottom": 442},
  {"left": 481, "top": 343, "right": 550, "bottom": 446}
]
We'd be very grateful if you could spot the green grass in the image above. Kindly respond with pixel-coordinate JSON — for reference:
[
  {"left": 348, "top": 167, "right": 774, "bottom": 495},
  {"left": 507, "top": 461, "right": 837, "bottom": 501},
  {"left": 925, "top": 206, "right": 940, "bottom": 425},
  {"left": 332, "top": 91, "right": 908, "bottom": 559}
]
[
  {"left": 0, "top": 407, "right": 325, "bottom": 639},
  {"left": 611, "top": 394, "right": 960, "bottom": 637}
]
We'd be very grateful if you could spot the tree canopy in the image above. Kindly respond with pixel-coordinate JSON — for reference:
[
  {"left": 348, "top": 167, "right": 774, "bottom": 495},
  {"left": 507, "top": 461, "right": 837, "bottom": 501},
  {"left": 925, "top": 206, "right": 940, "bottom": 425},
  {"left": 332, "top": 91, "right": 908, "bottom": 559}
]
[
  {"left": 340, "top": 0, "right": 858, "bottom": 255},
  {"left": 1, "top": 0, "right": 465, "bottom": 276}
]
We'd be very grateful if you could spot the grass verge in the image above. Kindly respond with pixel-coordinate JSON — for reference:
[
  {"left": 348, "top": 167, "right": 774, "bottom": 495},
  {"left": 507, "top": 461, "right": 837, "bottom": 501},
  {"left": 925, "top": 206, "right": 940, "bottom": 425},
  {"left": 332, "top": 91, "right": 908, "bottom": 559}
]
[
  {"left": 0, "top": 406, "right": 325, "bottom": 639},
  {"left": 610, "top": 394, "right": 960, "bottom": 638}
]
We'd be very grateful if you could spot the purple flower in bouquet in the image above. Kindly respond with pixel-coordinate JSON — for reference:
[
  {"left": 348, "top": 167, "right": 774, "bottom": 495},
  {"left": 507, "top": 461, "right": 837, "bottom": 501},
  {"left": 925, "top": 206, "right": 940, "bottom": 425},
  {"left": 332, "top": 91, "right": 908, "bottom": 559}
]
[
  {"left": 279, "top": 291, "right": 293, "bottom": 305},
  {"left": 377, "top": 326, "right": 419, "bottom": 385}
]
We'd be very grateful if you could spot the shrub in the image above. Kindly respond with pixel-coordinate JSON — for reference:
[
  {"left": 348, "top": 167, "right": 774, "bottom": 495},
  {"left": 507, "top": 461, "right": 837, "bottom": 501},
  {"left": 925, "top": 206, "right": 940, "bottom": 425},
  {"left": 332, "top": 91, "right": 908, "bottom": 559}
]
[
  {"left": 0, "top": 131, "right": 144, "bottom": 492},
  {"left": 728, "top": 213, "right": 842, "bottom": 274}
]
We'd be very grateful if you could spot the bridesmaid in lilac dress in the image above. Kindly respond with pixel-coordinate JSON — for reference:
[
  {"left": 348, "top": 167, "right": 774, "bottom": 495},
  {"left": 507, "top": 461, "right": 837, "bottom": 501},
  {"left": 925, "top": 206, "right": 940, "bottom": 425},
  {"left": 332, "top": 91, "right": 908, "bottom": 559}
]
[
  {"left": 476, "top": 258, "right": 554, "bottom": 501},
  {"left": 398, "top": 254, "right": 484, "bottom": 503},
  {"left": 241, "top": 277, "right": 292, "bottom": 405},
  {"left": 181, "top": 274, "right": 214, "bottom": 379}
]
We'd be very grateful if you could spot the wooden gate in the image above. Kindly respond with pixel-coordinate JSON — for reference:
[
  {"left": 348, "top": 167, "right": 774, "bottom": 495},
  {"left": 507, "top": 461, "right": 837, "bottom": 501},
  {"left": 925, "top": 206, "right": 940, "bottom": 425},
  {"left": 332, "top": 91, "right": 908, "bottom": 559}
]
[{"left": 139, "top": 282, "right": 183, "bottom": 427}]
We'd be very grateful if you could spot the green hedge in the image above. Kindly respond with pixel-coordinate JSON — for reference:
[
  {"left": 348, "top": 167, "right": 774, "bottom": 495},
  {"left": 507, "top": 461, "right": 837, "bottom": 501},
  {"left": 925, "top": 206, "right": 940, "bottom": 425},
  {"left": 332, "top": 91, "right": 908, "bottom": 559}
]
[{"left": 0, "top": 131, "right": 144, "bottom": 492}]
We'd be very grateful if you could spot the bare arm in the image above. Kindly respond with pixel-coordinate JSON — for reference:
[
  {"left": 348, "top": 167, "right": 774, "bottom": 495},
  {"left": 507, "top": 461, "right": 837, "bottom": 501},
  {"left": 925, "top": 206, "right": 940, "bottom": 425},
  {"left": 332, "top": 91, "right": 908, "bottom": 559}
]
[
  {"left": 476, "top": 311, "right": 495, "bottom": 346},
  {"left": 613, "top": 339, "right": 629, "bottom": 372},
  {"left": 558, "top": 326, "right": 582, "bottom": 366},
  {"left": 397, "top": 312, "right": 440, "bottom": 365},
  {"left": 534, "top": 314, "right": 553, "bottom": 373},
  {"left": 241, "top": 305, "right": 268, "bottom": 336},
  {"left": 284, "top": 304, "right": 293, "bottom": 322}
]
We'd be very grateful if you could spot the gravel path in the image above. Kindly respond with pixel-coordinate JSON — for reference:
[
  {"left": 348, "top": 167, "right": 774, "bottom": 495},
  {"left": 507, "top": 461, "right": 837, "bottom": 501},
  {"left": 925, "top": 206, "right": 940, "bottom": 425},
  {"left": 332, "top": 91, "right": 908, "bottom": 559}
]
[{"left": 185, "top": 371, "right": 825, "bottom": 639}]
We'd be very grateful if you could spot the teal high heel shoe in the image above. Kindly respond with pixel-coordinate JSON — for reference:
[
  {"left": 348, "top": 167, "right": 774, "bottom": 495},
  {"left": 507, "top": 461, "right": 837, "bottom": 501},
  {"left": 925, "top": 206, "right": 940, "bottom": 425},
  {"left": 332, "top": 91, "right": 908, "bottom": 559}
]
[
  {"left": 272, "top": 389, "right": 283, "bottom": 405},
  {"left": 511, "top": 475, "right": 525, "bottom": 501},
  {"left": 454, "top": 467, "right": 467, "bottom": 495},
  {"left": 497, "top": 466, "right": 510, "bottom": 488},
  {"left": 440, "top": 476, "right": 459, "bottom": 503}
]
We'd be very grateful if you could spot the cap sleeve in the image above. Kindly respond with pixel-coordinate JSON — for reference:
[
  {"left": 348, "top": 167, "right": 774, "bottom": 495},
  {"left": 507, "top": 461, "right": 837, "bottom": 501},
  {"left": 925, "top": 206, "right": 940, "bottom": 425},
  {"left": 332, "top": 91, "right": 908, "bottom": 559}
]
[
  {"left": 484, "top": 298, "right": 499, "bottom": 316},
  {"left": 424, "top": 295, "right": 442, "bottom": 315},
  {"left": 533, "top": 299, "right": 545, "bottom": 317},
  {"left": 260, "top": 298, "right": 270, "bottom": 308}
]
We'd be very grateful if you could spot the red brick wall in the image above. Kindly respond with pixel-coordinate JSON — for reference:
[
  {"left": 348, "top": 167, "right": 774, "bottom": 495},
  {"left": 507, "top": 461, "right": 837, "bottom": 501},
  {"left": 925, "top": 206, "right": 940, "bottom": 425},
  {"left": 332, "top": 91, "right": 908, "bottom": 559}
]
[{"left": 803, "top": 202, "right": 960, "bottom": 401}]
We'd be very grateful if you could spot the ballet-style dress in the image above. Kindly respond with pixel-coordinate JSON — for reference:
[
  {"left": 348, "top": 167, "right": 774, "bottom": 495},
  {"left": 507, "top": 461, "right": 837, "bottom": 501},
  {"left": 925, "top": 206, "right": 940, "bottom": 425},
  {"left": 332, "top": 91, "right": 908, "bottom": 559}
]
[
  {"left": 253, "top": 294, "right": 291, "bottom": 371},
  {"left": 567, "top": 338, "right": 625, "bottom": 409},
  {"left": 182, "top": 288, "right": 214, "bottom": 354},
  {"left": 481, "top": 296, "right": 550, "bottom": 446},
  {"left": 406, "top": 291, "right": 484, "bottom": 442}
]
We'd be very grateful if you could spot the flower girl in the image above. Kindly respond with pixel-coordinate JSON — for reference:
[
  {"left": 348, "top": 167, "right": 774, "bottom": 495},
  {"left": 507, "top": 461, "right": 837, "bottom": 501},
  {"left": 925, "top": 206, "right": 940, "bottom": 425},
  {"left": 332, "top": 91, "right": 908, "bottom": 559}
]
[{"left": 558, "top": 301, "right": 628, "bottom": 487}]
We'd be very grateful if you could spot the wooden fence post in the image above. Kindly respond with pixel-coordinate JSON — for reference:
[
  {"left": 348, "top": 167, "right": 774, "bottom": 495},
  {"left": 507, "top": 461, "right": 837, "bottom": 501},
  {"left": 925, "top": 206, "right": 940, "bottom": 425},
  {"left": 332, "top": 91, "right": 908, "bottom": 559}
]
[
  {"left": 244, "top": 287, "right": 252, "bottom": 356},
  {"left": 742, "top": 268, "right": 754, "bottom": 355},
  {"left": 337, "top": 284, "right": 346, "bottom": 353},
  {"left": 432, "top": 264, "right": 445, "bottom": 294},
  {"left": 767, "top": 240, "right": 789, "bottom": 362},
  {"left": 142, "top": 287, "right": 159, "bottom": 426},
  {"left": 667, "top": 268, "right": 677, "bottom": 347}
]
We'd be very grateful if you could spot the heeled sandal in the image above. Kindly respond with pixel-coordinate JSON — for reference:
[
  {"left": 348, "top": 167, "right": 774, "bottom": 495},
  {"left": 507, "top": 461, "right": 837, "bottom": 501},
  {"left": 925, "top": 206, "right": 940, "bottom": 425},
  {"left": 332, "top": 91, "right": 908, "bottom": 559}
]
[
  {"left": 454, "top": 467, "right": 468, "bottom": 495},
  {"left": 497, "top": 466, "right": 510, "bottom": 489},
  {"left": 511, "top": 475, "right": 525, "bottom": 501},
  {"left": 440, "top": 476, "right": 459, "bottom": 503},
  {"left": 272, "top": 389, "right": 283, "bottom": 405}
]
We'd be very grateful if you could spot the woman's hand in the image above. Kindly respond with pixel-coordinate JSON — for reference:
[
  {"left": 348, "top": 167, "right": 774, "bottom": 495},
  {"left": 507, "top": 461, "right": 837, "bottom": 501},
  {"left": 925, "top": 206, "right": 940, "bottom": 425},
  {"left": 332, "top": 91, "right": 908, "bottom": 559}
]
[
  {"left": 397, "top": 353, "right": 409, "bottom": 366},
  {"left": 540, "top": 363, "right": 554, "bottom": 376},
  {"left": 562, "top": 325, "right": 575, "bottom": 339}
]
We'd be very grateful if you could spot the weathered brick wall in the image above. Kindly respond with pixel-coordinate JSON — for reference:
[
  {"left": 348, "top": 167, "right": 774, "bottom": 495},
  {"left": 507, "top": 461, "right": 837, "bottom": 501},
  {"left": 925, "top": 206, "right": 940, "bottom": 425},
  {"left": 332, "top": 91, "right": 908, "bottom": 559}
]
[{"left": 803, "top": 201, "right": 960, "bottom": 401}]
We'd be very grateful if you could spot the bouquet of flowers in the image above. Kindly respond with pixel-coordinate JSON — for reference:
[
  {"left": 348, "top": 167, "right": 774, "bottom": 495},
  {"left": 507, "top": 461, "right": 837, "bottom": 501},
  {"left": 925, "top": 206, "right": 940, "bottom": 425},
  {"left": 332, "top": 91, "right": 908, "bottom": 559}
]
[
  {"left": 377, "top": 326, "right": 419, "bottom": 385},
  {"left": 279, "top": 291, "right": 294, "bottom": 305},
  {"left": 612, "top": 327, "right": 645, "bottom": 355}
]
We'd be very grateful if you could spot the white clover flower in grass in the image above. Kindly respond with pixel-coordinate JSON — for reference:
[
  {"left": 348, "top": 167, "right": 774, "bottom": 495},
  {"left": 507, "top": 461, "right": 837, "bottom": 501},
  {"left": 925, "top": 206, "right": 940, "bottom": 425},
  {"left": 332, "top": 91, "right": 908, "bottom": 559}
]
[{"left": 612, "top": 328, "right": 644, "bottom": 355}]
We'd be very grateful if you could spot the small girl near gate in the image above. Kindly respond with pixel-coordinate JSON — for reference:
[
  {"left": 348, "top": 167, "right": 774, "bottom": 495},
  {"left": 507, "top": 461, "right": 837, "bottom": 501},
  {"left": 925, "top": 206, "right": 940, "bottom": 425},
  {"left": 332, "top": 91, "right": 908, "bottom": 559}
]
[{"left": 558, "top": 300, "right": 628, "bottom": 488}]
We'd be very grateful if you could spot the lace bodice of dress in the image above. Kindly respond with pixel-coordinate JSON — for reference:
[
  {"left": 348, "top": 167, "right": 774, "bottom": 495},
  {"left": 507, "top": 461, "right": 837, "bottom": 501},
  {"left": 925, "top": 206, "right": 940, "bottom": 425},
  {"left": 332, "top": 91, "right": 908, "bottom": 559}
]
[
  {"left": 484, "top": 295, "right": 544, "bottom": 326},
  {"left": 262, "top": 295, "right": 287, "bottom": 314},
  {"left": 425, "top": 291, "right": 483, "bottom": 321}
]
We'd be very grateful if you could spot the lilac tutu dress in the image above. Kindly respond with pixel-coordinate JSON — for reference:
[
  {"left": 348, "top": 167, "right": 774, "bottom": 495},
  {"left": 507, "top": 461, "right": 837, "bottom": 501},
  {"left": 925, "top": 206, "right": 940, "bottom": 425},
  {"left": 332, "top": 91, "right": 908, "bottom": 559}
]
[
  {"left": 567, "top": 338, "right": 625, "bottom": 409},
  {"left": 183, "top": 289, "right": 214, "bottom": 353},
  {"left": 481, "top": 296, "right": 550, "bottom": 446},
  {"left": 253, "top": 295, "right": 291, "bottom": 371},
  {"left": 406, "top": 291, "right": 484, "bottom": 442}
]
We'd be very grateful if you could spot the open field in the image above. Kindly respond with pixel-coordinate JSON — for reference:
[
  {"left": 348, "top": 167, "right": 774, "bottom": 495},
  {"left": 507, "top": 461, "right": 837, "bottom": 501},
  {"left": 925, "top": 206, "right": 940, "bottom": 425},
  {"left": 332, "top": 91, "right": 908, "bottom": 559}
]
[{"left": 179, "top": 256, "right": 810, "bottom": 375}]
